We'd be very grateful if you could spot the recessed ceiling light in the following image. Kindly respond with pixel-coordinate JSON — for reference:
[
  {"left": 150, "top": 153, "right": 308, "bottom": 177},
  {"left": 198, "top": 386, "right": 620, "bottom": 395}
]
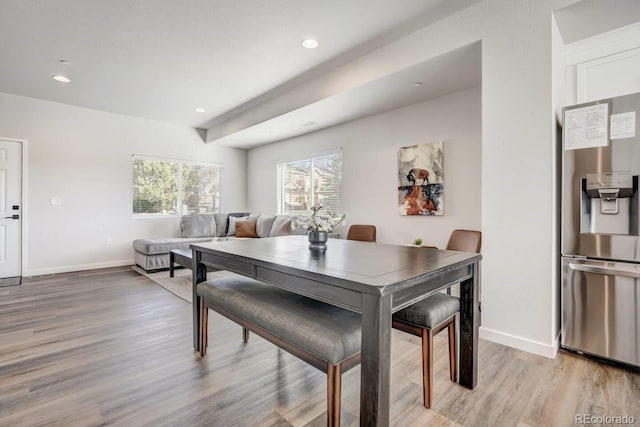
[
  {"left": 195, "top": 108, "right": 206, "bottom": 113},
  {"left": 302, "top": 39, "right": 319, "bottom": 49},
  {"left": 59, "top": 59, "right": 72, "bottom": 66},
  {"left": 412, "top": 81, "right": 423, "bottom": 87},
  {"left": 52, "top": 75, "right": 71, "bottom": 83}
]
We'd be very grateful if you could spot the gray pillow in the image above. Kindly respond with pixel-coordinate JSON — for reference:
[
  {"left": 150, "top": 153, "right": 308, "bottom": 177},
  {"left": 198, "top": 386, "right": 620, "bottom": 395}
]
[
  {"left": 227, "top": 216, "right": 249, "bottom": 236},
  {"left": 270, "top": 215, "right": 292, "bottom": 237},
  {"left": 229, "top": 212, "right": 251, "bottom": 218},
  {"left": 181, "top": 214, "right": 216, "bottom": 238},
  {"left": 256, "top": 215, "right": 276, "bottom": 238},
  {"left": 213, "top": 213, "right": 229, "bottom": 237}
]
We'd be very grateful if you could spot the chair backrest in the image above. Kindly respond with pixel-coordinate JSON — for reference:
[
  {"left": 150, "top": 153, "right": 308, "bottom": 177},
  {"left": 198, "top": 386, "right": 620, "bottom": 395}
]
[
  {"left": 446, "top": 229, "right": 481, "bottom": 253},
  {"left": 346, "top": 224, "right": 377, "bottom": 242}
]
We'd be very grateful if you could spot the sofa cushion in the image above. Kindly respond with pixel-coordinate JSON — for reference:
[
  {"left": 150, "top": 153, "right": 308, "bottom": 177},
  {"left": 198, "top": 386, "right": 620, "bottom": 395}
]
[
  {"left": 276, "top": 220, "right": 308, "bottom": 236},
  {"left": 256, "top": 214, "right": 276, "bottom": 238},
  {"left": 220, "top": 212, "right": 250, "bottom": 237},
  {"left": 227, "top": 215, "right": 250, "bottom": 236},
  {"left": 269, "top": 215, "right": 292, "bottom": 237},
  {"left": 181, "top": 214, "right": 216, "bottom": 238},
  {"left": 213, "top": 213, "right": 229, "bottom": 237},
  {"left": 133, "top": 237, "right": 212, "bottom": 255},
  {"left": 236, "top": 218, "right": 258, "bottom": 238}
]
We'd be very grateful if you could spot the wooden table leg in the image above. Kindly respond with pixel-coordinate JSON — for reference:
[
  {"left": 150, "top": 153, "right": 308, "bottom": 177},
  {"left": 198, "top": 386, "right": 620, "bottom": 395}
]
[
  {"left": 360, "top": 293, "right": 392, "bottom": 427},
  {"left": 459, "top": 260, "right": 479, "bottom": 389}
]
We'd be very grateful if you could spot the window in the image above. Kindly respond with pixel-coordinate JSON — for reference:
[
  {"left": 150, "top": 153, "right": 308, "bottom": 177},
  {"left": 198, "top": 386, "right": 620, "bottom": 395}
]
[
  {"left": 132, "top": 155, "right": 222, "bottom": 216},
  {"left": 277, "top": 150, "right": 343, "bottom": 216}
]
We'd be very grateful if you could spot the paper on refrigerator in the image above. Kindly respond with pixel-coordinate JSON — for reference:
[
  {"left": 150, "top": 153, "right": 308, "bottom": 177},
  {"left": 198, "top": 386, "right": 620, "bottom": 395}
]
[
  {"left": 564, "top": 103, "right": 609, "bottom": 150},
  {"left": 610, "top": 111, "right": 636, "bottom": 139}
]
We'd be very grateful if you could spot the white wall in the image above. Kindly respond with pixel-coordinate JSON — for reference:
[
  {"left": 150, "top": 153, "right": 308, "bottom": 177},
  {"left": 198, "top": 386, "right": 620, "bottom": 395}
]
[
  {"left": 248, "top": 87, "right": 481, "bottom": 248},
  {"left": 247, "top": 0, "right": 582, "bottom": 357},
  {"left": 551, "top": 15, "right": 567, "bottom": 349},
  {"left": 0, "top": 92, "right": 247, "bottom": 276}
]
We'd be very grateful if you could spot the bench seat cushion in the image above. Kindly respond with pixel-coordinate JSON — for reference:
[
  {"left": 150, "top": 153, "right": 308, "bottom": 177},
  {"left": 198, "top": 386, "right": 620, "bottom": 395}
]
[
  {"left": 133, "top": 237, "right": 212, "bottom": 255},
  {"left": 197, "top": 277, "right": 361, "bottom": 365},
  {"left": 392, "top": 293, "right": 459, "bottom": 329}
]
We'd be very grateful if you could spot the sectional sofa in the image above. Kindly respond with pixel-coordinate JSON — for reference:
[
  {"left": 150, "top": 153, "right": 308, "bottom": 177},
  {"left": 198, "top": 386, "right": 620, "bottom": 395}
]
[{"left": 133, "top": 212, "right": 305, "bottom": 272}]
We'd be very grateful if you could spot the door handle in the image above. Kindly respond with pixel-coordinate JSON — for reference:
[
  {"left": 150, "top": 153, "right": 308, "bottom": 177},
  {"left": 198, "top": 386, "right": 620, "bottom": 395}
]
[
  {"left": 4, "top": 214, "right": 19, "bottom": 220},
  {"left": 569, "top": 262, "right": 640, "bottom": 279}
]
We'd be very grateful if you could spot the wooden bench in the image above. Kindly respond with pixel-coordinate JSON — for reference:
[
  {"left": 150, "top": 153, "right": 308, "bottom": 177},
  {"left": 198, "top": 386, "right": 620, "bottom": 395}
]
[{"left": 196, "top": 276, "right": 361, "bottom": 427}]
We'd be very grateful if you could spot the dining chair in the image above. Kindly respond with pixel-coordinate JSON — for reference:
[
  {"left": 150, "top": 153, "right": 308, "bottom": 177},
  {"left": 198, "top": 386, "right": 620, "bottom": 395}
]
[
  {"left": 446, "top": 229, "right": 482, "bottom": 253},
  {"left": 444, "top": 229, "right": 481, "bottom": 295},
  {"left": 392, "top": 229, "right": 481, "bottom": 409},
  {"left": 346, "top": 224, "right": 376, "bottom": 242}
]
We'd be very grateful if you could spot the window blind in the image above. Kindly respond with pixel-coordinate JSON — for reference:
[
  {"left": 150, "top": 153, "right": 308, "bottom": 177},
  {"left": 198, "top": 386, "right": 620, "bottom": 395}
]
[
  {"left": 277, "top": 150, "right": 343, "bottom": 216},
  {"left": 133, "top": 155, "right": 222, "bottom": 216}
]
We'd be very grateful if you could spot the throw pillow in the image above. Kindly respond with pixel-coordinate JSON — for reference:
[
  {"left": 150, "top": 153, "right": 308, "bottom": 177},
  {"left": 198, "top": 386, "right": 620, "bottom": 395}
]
[
  {"left": 235, "top": 218, "right": 258, "bottom": 238},
  {"left": 256, "top": 214, "right": 277, "bottom": 238},
  {"left": 213, "top": 213, "right": 229, "bottom": 237},
  {"left": 227, "top": 216, "right": 249, "bottom": 236},
  {"left": 269, "top": 215, "right": 292, "bottom": 237}
]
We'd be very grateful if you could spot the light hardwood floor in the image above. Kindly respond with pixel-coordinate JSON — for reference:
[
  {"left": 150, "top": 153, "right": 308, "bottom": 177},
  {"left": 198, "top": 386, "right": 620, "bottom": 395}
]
[{"left": 0, "top": 267, "right": 638, "bottom": 426}]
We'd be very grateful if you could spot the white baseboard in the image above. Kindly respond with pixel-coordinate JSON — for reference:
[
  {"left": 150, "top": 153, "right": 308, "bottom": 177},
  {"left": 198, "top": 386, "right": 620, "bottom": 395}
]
[
  {"left": 480, "top": 326, "right": 559, "bottom": 359},
  {"left": 25, "top": 259, "right": 134, "bottom": 277},
  {"left": 552, "top": 330, "right": 561, "bottom": 357}
]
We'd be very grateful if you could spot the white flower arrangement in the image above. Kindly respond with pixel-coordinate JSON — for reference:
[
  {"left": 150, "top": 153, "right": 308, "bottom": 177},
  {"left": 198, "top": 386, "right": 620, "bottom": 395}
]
[{"left": 293, "top": 205, "right": 346, "bottom": 233}]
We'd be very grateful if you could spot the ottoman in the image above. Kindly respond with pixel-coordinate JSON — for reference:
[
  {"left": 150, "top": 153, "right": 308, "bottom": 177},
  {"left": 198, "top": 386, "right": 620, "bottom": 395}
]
[{"left": 133, "top": 237, "right": 213, "bottom": 272}]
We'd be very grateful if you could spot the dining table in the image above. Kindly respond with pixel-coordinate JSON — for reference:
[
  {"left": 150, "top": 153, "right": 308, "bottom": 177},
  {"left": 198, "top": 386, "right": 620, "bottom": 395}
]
[{"left": 191, "top": 235, "right": 481, "bottom": 427}]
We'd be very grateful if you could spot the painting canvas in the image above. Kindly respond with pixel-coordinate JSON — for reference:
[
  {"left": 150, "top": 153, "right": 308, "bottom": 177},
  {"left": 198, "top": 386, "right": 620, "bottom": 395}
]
[{"left": 398, "top": 141, "right": 444, "bottom": 216}]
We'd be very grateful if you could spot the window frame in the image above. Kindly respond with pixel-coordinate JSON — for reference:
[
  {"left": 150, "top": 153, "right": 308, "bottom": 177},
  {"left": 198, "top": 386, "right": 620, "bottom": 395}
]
[{"left": 132, "top": 154, "right": 223, "bottom": 218}]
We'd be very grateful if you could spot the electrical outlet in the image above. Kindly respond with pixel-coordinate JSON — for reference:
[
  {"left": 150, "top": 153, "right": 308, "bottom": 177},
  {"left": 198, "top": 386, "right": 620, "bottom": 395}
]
[
  {"left": 50, "top": 197, "right": 62, "bottom": 206},
  {"left": 105, "top": 236, "right": 112, "bottom": 245}
]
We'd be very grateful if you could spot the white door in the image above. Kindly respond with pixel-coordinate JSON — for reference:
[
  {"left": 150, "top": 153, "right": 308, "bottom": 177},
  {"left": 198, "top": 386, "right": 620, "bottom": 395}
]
[{"left": 0, "top": 139, "right": 21, "bottom": 285}]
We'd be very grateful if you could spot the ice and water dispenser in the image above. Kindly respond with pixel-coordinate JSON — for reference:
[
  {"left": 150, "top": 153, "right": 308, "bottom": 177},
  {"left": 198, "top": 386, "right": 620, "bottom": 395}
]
[{"left": 580, "top": 171, "right": 638, "bottom": 235}]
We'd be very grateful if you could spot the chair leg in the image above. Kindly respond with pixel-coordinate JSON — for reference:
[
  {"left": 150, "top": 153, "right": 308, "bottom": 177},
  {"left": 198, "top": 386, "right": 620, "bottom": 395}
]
[
  {"left": 199, "top": 299, "right": 208, "bottom": 357},
  {"left": 421, "top": 327, "right": 433, "bottom": 409},
  {"left": 242, "top": 327, "right": 249, "bottom": 342},
  {"left": 327, "top": 363, "right": 342, "bottom": 427},
  {"left": 448, "top": 319, "right": 457, "bottom": 382}
]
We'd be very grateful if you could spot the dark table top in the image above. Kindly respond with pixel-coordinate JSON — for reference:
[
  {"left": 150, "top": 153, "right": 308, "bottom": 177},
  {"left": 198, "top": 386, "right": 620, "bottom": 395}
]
[{"left": 191, "top": 235, "right": 480, "bottom": 296}]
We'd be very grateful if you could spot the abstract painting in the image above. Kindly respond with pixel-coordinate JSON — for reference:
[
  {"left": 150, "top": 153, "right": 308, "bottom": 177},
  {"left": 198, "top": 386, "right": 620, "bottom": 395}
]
[{"left": 397, "top": 141, "right": 444, "bottom": 216}]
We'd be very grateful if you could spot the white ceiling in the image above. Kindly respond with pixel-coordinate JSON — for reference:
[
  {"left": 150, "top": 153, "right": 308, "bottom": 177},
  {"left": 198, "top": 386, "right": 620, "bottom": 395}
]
[
  {"left": 0, "top": 0, "right": 481, "bottom": 146},
  {"left": 212, "top": 42, "right": 482, "bottom": 148}
]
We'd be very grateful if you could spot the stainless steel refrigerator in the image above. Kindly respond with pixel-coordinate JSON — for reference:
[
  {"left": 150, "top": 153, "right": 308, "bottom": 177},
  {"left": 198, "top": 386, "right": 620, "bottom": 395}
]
[{"left": 561, "top": 92, "right": 640, "bottom": 368}]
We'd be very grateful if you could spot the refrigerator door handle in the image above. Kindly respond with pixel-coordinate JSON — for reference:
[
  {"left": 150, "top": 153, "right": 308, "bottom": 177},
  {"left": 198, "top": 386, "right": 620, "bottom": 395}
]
[{"left": 568, "top": 262, "right": 640, "bottom": 279}]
